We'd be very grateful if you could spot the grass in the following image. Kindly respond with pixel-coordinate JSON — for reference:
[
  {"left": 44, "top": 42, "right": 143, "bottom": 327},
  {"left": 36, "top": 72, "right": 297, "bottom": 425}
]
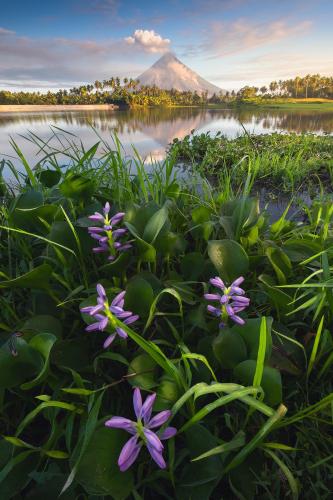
[
  {"left": 168, "top": 131, "right": 333, "bottom": 193},
  {"left": 0, "top": 130, "right": 332, "bottom": 499}
]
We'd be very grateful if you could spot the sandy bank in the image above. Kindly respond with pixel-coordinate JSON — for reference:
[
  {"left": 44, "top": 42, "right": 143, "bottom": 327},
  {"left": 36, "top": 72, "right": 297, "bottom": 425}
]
[{"left": 0, "top": 104, "right": 118, "bottom": 113}]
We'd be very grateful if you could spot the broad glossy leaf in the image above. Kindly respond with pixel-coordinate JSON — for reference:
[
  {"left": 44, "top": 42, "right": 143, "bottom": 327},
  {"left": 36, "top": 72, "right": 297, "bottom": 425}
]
[
  {"left": 234, "top": 360, "right": 282, "bottom": 405},
  {"left": 0, "top": 264, "right": 52, "bottom": 290},
  {"left": 127, "top": 353, "right": 158, "bottom": 390},
  {"left": 232, "top": 317, "right": 273, "bottom": 361},
  {"left": 208, "top": 239, "right": 249, "bottom": 283},
  {"left": 0, "top": 338, "right": 42, "bottom": 388},
  {"left": 21, "top": 333, "right": 57, "bottom": 390},
  {"left": 213, "top": 329, "right": 247, "bottom": 369},
  {"left": 22, "top": 315, "right": 62, "bottom": 340},
  {"left": 125, "top": 277, "right": 154, "bottom": 318},
  {"left": 60, "top": 174, "right": 95, "bottom": 200},
  {"left": 76, "top": 427, "right": 134, "bottom": 499}
]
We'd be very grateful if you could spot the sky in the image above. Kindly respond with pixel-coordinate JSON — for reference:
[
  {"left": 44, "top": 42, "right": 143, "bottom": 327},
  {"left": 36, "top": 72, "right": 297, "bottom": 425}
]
[{"left": 0, "top": 0, "right": 332, "bottom": 92}]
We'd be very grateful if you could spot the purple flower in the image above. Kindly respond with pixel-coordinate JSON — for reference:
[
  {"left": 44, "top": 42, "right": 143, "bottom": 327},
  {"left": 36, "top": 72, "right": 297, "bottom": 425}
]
[
  {"left": 81, "top": 284, "right": 139, "bottom": 348},
  {"left": 88, "top": 202, "right": 131, "bottom": 261},
  {"left": 105, "top": 388, "right": 177, "bottom": 471},
  {"left": 204, "top": 276, "right": 250, "bottom": 327}
]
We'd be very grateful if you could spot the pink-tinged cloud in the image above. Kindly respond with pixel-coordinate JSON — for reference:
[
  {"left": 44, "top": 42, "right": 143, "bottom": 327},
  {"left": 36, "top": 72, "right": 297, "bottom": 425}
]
[
  {"left": 125, "top": 30, "right": 171, "bottom": 53},
  {"left": 203, "top": 18, "right": 312, "bottom": 57},
  {"left": 0, "top": 27, "right": 15, "bottom": 35}
]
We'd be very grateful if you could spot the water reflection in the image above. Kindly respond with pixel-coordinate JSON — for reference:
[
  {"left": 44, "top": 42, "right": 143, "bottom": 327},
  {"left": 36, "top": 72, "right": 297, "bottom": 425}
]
[{"left": 0, "top": 107, "right": 332, "bottom": 167}]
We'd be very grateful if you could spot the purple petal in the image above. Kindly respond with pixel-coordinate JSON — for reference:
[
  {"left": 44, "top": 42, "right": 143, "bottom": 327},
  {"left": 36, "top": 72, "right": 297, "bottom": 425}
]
[
  {"left": 108, "top": 255, "right": 115, "bottom": 261},
  {"left": 160, "top": 427, "right": 177, "bottom": 440},
  {"left": 232, "top": 306, "right": 247, "bottom": 313},
  {"left": 85, "top": 322, "right": 102, "bottom": 332},
  {"left": 231, "top": 296, "right": 250, "bottom": 304},
  {"left": 229, "top": 286, "right": 245, "bottom": 295},
  {"left": 89, "top": 304, "right": 104, "bottom": 315},
  {"left": 90, "top": 233, "right": 104, "bottom": 241},
  {"left": 118, "top": 436, "right": 140, "bottom": 472},
  {"left": 114, "top": 242, "right": 122, "bottom": 249},
  {"left": 116, "top": 327, "right": 128, "bottom": 339},
  {"left": 93, "top": 246, "right": 108, "bottom": 253},
  {"left": 88, "top": 227, "right": 104, "bottom": 233},
  {"left": 225, "top": 304, "right": 234, "bottom": 316},
  {"left": 231, "top": 276, "right": 245, "bottom": 287},
  {"left": 104, "top": 202, "right": 111, "bottom": 214},
  {"left": 96, "top": 284, "right": 106, "bottom": 300},
  {"left": 124, "top": 314, "right": 139, "bottom": 325},
  {"left": 231, "top": 314, "right": 245, "bottom": 325},
  {"left": 103, "top": 333, "right": 116, "bottom": 348},
  {"left": 114, "top": 310, "right": 132, "bottom": 320},
  {"left": 207, "top": 305, "right": 221, "bottom": 317},
  {"left": 97, "top": 316, "right": 108, "bottom": 331},
  {"left": 204, "top": 293, "right": 221, "bottom": 301},
  {"left": 141, "top": 393, "right": 156, "bottom": 424},
  {"left": 143, "top": 429, "right": 163, "bottom": 452},
  {"left": 80, "top": 306, "right": 95, "bottom": 314},
  {"left": 133, "top": 388, "right": 142, "bottom": 419},
  {"left": 209, "top": 277, "right": 225, "bottom": 289},
  {"left": 119, "top": 244, "right": 132, "bottom": 252},
  {"left": 146, "top": 443, "right": 166, "bottom": 469},
  {"left": 111, "top": 290, "right": 126, "bottom": 307},
  {"left": 220, "top": 294, "right": 229, "bottom": 304},
  {"left": 113, "top": 228, "right": 127, "bottom": 239},
  {"left": 110, "top": 212, "right": 125, "bottom": 225},
  {"left": 219, "top": 321, "right": 226, "bottom": 329},
  {"left": 105, "top": 417, "right": 136, "bottom": 434},
  {"left": 148, "top": 410, "right": 171, "bottom": 429},
  {"left": 88, "top": 213, "right": 104, "bottom": 222}
]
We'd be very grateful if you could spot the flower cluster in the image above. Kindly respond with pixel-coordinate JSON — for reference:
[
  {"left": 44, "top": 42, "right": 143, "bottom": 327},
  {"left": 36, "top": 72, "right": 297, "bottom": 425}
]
[
  {"left": 105, "top": 388, "right": 177, "bottom": 471},
  {"left": 80, "top": 284, "right": 139, "bottom": 348},
  {"left": 88, "top": 202, "right": 131, "bottom": 261},
  {"left": 204, "top": 276, "right": 250, "bottom": 327}
]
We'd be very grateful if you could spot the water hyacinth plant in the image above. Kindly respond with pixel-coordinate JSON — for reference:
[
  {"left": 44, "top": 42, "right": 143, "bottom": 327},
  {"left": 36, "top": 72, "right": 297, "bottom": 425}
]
[
  {"left": 80, "top": 284, "right": 139, "bottom": 348},
  {"left": 0, "top": 131, "right": 332, "bottom": 500},
  {"left": 105, "top": 388, "right": 176, "bottom": 471},
  {"left": 205, "top": 276, "right": 250, "bottom": 326},
  {"left": 88, "top": 202, "right": 131, "bottom": 260}
]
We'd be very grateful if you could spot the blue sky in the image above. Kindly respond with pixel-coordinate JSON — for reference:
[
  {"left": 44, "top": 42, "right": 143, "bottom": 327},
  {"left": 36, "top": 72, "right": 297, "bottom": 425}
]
[{"left": 1, "top": 0, "right": 332, "bottom": 91}]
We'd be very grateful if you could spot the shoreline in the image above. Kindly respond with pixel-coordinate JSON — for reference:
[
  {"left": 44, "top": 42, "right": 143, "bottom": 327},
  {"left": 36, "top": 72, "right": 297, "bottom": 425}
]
[{"left": 0, "top": 104, "right": 119, "bottom": 113}]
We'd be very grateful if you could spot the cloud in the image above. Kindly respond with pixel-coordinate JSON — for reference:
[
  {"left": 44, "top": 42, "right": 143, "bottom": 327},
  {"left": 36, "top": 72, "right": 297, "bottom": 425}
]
[
  {"left": 201, "top": 18, "right": 312, "bottom": 57},
  {"left": 125, "top": 29, "right": 170, "bottom": 53},
  {"left": 0, "top": 27, "right": 167, "bottom": 89},
  {"left": 0, "top": 27, "right": 15, "bottom": 36}
]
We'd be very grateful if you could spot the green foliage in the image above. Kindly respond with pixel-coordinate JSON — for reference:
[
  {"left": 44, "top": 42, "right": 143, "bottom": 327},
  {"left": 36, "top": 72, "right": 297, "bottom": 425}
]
[{"left": 0, "top": 132, "right": 332, "bottom": 499}]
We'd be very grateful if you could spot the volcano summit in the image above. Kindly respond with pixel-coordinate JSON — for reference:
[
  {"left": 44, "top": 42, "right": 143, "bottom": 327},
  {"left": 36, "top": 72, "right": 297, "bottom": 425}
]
[{"left": 137, "top": 52, "right": 224, "bottom": 96}]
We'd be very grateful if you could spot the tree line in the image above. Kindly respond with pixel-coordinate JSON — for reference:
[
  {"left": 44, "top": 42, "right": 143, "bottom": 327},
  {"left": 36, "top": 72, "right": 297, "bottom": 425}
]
[{"left": 0, "top": 74, "right": 332, "bottom": 106}]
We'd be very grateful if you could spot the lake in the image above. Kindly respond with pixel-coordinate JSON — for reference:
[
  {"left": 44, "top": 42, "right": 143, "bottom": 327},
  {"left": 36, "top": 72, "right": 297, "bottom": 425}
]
[{"left": 1, "top": 106, "right": 333, "bottom": 169}]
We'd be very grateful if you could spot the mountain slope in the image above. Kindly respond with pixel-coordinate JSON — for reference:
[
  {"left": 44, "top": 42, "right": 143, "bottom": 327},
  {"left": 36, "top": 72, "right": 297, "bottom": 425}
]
[{"left": 137, "top": 52, "right": 224, "bottom": 96}]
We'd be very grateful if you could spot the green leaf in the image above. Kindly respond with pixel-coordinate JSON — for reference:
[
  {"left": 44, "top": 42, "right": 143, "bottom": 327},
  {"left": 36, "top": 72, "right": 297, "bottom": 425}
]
[
  {"left": 22, "top": 315, "right": 62, "bottom": 340},
  {"left": 208, "top": 240, "right": 249, "bottom": 283},
  {"left": 127, "top": 353, "right": 158, "bottom": 390},
  {"left": 232, "top": 317, "right": 273, "bottom": 361},
  {"left": 125, "top": 277, "right": 154, "bottom": 318},
  {"left": 192, "top": 431, "right": 245, "bottom": 462},
  {"left": 142, "top": 205, "right": 168, "bottom": 244},
  {"left": 76, "top": 427, "right": 134, "bottom": 499},
  {"left": 60, "top": 174, "right": 95, "bottom": 200},
  {"left": 21, "top": 333, "right": 57, "bottom": 390},
  {"left": 252, "top": 317, "right": 267, "bottom": 388},
  {"left": 0, "top": 338, "right": 42, "bottom": 389},
  {"left": 37, "top": 169, "right": 61, "bottom": 188},
  {"left": 0, "top": 264, "right": 53, "bottom": 290},
  {"left": 213, "top": 329, "right": 247, "bottom": 369},
  {"left": 224, "top": 404, "right": 287, "bottom": 474},
  {"left": 180, "top": 253, "right": 205, "bottom": 281},
  {"left": 234, "top": 361, "right": 282, "bottom": 406},
  {"left": 266, "top": 246, "right": 292, "bottom": 285}
]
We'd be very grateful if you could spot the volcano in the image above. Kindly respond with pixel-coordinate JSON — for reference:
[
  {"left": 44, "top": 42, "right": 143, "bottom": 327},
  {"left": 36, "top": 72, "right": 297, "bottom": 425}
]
[{"left": 137, "top": 52, "right": 224, "bottom": 96}]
